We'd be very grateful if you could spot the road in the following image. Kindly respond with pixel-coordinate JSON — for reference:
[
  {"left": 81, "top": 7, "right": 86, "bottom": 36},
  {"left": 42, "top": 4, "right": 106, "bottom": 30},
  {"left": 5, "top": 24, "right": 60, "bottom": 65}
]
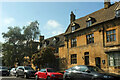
[{"left": 0, "top": 76, "right": 35, "bottom": 80}]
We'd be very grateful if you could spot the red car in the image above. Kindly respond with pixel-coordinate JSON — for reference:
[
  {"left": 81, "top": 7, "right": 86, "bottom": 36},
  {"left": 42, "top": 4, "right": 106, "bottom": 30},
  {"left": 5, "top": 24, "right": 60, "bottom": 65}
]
[{"left": 35, "top": 68, "right": 63, "bottom": 80}]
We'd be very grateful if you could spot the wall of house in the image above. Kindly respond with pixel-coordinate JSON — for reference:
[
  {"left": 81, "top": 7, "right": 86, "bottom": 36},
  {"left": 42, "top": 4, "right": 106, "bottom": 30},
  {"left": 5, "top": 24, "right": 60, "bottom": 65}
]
[{"left": 66, "top": 29, "right": 108, "bottom": 71}]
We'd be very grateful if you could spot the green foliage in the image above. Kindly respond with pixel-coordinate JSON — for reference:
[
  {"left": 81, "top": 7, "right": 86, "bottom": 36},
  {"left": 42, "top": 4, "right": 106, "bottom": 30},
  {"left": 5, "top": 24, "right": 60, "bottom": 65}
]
[
  {"left": 23, "top": 21, "right": 40, "bottom": 59},
  {"left": 32, "top": 47, "right": 56, "bottom": 69},
  {"left": 2, "top": 21, "right": 40, "bottom": 67},
  {"left": 2, "top": 27, "right": 25, "bottom": 66}
]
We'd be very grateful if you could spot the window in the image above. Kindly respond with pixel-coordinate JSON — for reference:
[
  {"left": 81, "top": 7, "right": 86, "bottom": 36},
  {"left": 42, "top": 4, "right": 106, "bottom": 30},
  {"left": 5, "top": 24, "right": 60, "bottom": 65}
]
[
  {"left": 40, "top": 69, "right": 46, "bottom": 72},
  {"left": 71, "top": 38, "right": 77, "bottom": 47},
  {"left": 86, "top": 20, "right": 92, "bottom": 27},
  {"left": 116, "top": 10, "right": 120, "bottom": 18},
  {"left": 71, "top": 26, "right": 75, "bottom": 32},
  {"left": 71, "top": 54, "right": 77, "bottom": 64},
  {"left": 108, "top": 52, "right": 120, "bottom": 66},
  {"left": 86, "top": 33, "right": 94, "bottom": 44},
  {"left": 106, "top": 29, "right": 116, "bottom": 42}
]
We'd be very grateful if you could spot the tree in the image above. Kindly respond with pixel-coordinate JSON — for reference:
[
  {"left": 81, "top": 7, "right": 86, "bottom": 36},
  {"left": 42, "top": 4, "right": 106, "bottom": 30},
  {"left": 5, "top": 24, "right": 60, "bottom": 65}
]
[
  {"left": 2, "top": 27, "right": 25, "bottom": 66},
  {"left": 2, "top": 21, "right": 40, "bottom": 67},
  {"left": 23, "top": 21, "right": 40, "bottom": 61},
  {"left": 32, "top": 47, "right": 56, "bottom": 69}
]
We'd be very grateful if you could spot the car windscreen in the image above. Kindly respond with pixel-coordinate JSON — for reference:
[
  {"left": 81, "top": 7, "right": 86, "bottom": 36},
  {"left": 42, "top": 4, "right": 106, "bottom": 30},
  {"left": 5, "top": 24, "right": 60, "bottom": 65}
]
[
  {"left": 88, "top": 66, "right": 104, "bottom": 72},
  {"left": 24, "top": 67, "right": 34, "bottom": 70},
  {"left": 47, "top": 69, "right": 56, "bottom": 72}
]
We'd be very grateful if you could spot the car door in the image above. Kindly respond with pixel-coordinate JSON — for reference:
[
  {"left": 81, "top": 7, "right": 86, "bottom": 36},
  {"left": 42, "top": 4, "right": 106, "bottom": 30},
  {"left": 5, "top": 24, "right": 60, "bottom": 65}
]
[
  {"left": 39, "top": 69, "right": 47, "bottom": 79},
  {"left": 70, "top": 66, "right": 85, "bottom": 80},
  {"left": 18, "top": 67, "right": 24, "bottom": 76},
  {"left": 80, "top": 66, "right": 93, "bottom": 80},
  {"left": 42, "top": 69, "right": 47, "bottom": 79}
]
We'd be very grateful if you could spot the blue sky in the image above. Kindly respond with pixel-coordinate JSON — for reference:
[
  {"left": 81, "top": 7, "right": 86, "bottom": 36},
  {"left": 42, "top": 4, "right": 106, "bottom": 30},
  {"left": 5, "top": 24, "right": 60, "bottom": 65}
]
[{"left": 0, "top": 2, "right": 105, "bottom": 42}]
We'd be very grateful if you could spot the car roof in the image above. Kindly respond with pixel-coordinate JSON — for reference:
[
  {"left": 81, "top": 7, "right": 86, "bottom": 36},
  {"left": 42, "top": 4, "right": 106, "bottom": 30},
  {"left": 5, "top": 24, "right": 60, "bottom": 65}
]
[{"left": 69, "top": 65, "right": 96, "bottom": 69}]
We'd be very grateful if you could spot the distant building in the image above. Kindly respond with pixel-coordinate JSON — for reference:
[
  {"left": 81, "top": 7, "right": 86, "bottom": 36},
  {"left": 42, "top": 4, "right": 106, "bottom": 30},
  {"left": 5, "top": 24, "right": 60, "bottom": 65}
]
[{"left": 35, "top": 33, "right": 64, "bottom": 70}]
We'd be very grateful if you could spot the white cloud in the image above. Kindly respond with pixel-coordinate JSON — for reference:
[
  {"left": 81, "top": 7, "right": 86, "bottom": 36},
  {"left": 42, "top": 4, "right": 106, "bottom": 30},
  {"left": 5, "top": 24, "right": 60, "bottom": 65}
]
[
  {"left": 45, "top": 20, "right": 61, "bottom": 29},
  {"left": 52, "top": 31, "right": 63, "bottom": 35},
  {"left": 43, "top": 20, "right": 65, "bottom": 38},
  {"left": 47, "top": 20, "right": 60, "bottom": 28},
  {"left": 3, "top": 17, "right": 15, "bottom": 25}
]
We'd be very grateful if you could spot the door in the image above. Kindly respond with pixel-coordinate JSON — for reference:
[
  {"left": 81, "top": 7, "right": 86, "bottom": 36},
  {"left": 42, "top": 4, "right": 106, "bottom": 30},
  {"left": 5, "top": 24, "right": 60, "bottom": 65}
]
[
  {"left": 95, "top": 57, "right": 101, "bottom": 68},
  {"left": 84, "top": 52, "right": 89, "bottom": 65}
]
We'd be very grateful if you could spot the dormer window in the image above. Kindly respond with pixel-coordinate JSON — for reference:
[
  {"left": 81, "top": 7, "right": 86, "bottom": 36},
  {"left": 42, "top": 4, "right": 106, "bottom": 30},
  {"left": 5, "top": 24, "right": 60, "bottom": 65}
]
[
  {"left": 86, "top": 17, "right": 96, "bottom": 27},
  {"left": 116, "top": 10, "right": 120, "bottom": 18},
  {"left": 71, "top": 22, "right": 76, "bottom": 32},
  {"left": 71, "top": 26, "right": 75, "bottom": 32},
  {"left": 86, "top": 20, "right": 92, "bottom": 27}
]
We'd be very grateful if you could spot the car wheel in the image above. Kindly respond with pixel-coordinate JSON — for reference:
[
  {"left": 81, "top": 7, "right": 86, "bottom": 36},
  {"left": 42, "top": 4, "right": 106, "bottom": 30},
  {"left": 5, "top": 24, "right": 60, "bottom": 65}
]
[
  {"left": 16, "top": 73, "right": 19, "bottom": 77},
  {"left": 35, "top": 75, "right": 39, "bottom": 80},
  {"left": 24, "top": 73, "right": 29, "bottom": 79},
  {"left": 47, "top": 76, "right": 51, "bottom": 80}
]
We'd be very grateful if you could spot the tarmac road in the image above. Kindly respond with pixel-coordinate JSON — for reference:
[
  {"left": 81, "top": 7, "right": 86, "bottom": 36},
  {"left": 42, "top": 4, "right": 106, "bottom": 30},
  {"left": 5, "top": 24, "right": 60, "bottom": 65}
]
[{"left": 0, "top": 76, "right": 35, "bottom": 80}]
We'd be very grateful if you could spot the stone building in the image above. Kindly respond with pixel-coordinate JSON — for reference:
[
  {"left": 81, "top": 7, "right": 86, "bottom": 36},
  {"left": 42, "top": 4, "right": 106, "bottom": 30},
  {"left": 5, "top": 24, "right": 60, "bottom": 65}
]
[{"left": 59, "top": 1, "right": 120, "bottom": 74}]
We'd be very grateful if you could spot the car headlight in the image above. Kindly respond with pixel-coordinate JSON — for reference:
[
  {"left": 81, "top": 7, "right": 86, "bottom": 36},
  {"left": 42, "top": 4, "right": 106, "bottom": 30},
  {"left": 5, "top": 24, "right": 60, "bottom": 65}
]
[
  {"left": 51, "top": 74, "right": 55, "bottom": 77},
  {"left": 103, "top": 75, "right": 113, "bottom": 78}
]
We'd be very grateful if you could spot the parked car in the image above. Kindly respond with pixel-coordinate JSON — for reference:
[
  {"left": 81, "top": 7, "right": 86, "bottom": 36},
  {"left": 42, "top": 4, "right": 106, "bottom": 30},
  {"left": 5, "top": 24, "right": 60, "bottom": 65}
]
[
  {"left": 63, "top": 65, "right": 120, "bottom": 80},
  {"left": 10, "top": 68, "right": 16, "bottom": 76},
  {"left": 16, "top": 66, "right": 36, "bottom": 78},
  {"left": 35, "top": 68, "right": 63, "bottom": 80},
  {"left": 0, "top": 66, "right": 9, "bottom": 76}
]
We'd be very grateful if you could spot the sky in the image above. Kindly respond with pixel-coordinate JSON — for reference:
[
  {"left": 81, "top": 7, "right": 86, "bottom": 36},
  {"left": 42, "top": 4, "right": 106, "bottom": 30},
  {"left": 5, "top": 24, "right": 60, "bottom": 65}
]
[{"left": 0, "top": 1, "right": 117, "bottom": 43}]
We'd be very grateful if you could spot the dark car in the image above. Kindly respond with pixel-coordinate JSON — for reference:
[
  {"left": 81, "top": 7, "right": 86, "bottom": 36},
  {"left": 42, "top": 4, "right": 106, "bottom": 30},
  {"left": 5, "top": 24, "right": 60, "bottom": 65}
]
[
  {"left": 63, "top": 65, "right": 120, "bottom": 80},
  {"left": 0, "top": 66, "right": 9, "bottom": 76},
  {"left": 35, "top": 68, "right": 63, "bottom": 80},
  {"left": 16, "top": 66, "right": 36, "bottom": 78}
]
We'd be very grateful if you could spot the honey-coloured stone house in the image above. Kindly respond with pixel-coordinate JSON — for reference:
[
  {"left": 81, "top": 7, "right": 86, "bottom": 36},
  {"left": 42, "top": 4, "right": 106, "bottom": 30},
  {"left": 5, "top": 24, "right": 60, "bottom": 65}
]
[
  {"left": 37, "top": 1, "right": 120, "bottom": 74},
  {"left": 59, "top": 1, "right": 120, "bottom": 74}
]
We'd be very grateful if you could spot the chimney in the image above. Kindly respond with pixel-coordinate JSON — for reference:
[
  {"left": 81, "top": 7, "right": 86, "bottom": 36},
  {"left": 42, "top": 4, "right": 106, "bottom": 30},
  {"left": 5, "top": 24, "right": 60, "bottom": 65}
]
[
  {"left": 70, "top": 11, "right": 76, "bottom": 23},
  {"left": 39, "top": 35, "right": 44, "bottom": 42},
  {"left": 104, "top": 0, "right": 111, "bottom": 9}
]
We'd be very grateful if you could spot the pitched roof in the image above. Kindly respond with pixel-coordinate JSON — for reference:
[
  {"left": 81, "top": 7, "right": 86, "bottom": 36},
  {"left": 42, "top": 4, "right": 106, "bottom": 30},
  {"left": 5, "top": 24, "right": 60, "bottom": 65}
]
[
  {"left": 40, "top": 33, "right": 65, "bottom": 48},
  {"left": 65, "top": 2, "right": 120, "bottom": 35}
]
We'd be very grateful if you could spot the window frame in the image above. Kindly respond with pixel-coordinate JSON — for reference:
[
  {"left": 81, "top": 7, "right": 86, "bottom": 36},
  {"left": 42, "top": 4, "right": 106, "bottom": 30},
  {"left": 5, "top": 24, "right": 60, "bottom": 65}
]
[
  {"left": 71, "top": 38, "right": 77, "bottom": 47},
  {"left": 86, "top": 20, "right": 92, "bottom": 27},
  {"left": 106, "top": 29, "right": 116, "bottom": 42},
  {"left": 108, "top": 52, "right": 120, "bottom": 67},
  {"left": 86, "top": 33, "right": 94, "bottom": 44},
  {"left": 71, "top": 54, "right": 77, "bottom": 64},
  {"left": 71, "top": 26, "right": 76, "bottom": 32}
]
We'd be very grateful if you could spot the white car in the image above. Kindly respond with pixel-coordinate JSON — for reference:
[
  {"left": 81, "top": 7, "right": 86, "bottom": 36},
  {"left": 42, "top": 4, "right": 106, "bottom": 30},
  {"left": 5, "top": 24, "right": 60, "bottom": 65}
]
[{"left": 10, "top": 68, "right": 16, "bottom": 76}]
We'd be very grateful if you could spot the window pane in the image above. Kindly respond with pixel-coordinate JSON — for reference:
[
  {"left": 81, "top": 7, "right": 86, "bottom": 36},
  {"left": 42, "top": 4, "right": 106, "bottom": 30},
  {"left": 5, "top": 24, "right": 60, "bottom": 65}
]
[
  {"left": 106, "top": 29, "right": 116, "bottom": 42},
  {"left": 71, "top": 54, "right": 77, "bottom": 64},
  {"left": 86, "top": 33, "right": 94, "bottom": 44}
]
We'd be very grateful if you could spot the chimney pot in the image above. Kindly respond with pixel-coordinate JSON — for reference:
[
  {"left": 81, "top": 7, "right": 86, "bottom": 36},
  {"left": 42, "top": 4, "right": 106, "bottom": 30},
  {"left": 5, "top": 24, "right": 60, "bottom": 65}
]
[{"left": 70, "top": 11, "right": 76, "bottom": 23}]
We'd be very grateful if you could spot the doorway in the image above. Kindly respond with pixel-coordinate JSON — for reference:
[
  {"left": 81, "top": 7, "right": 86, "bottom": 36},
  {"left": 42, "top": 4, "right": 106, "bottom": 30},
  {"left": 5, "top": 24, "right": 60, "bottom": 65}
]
[
  {"left": 95, "top": 57, "right": 101, "bottom": 68},
  {"left": 84, "top": 52, "right": 89, "bottom": 65}
]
